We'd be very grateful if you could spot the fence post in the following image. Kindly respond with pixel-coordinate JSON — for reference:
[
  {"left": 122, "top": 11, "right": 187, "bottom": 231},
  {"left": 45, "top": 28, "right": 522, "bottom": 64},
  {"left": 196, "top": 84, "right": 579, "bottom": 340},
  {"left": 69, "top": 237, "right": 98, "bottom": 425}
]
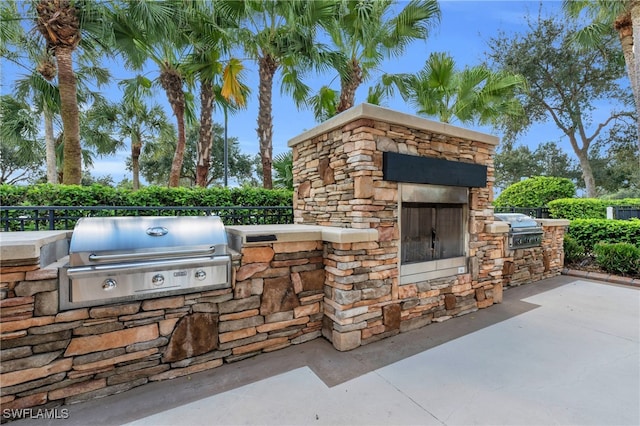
[{"left": 606, "top": 206, "right": 614, "bottom": 220}]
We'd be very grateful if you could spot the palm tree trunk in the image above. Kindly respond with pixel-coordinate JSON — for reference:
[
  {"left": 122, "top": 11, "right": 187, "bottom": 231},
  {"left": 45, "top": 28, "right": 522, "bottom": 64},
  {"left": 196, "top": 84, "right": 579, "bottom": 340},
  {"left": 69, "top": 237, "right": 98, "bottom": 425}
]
[
  {"left": 168, "top": 111, "right": 186, "bottom": 187},
  {"left": 131, "top": 131, "right": 141, "bottom": 191},
  {"left": 196, "top": 80, "right": 214, "bottom": 187},
  {"left": 44, "top": 108, "right": 57, "bottom": 184},
  {"left": 160, "top": 69, "right": 187, "bottom": 187},
  {"left": 337, "top": 59, "right": 363, "bottom": 113},
  {"left": 57, "top": 46, "right": 82, "bottom": 184},
  {"left": 258, "top": 55, "right": 278, "bottom": 189},
  {"left": 627, "top": 2, "right": 640, "bottom": 165}
]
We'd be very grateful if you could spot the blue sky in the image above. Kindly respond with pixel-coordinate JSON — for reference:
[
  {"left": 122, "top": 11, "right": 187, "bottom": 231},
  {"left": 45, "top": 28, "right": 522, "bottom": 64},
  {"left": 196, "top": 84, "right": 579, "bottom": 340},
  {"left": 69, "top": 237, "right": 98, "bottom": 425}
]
[{"left": 2, "top": 0, "right": 619, "bottom": 183}]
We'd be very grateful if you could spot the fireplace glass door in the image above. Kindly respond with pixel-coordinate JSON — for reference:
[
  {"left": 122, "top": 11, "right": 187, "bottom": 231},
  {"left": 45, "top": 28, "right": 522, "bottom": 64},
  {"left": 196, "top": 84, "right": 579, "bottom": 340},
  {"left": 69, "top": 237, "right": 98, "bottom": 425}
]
[{"left": 401, "top": 203, "right": 464, "bottom": 264}]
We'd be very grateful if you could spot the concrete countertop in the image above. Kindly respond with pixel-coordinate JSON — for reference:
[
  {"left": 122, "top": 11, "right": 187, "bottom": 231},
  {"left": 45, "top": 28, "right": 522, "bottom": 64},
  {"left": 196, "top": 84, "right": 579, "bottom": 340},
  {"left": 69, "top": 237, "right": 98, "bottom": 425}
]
[
  {"left": 225, "top": 224, "right": 378, "bottom": 248},
  {"left": 536, "top": 218, "right": 570, "bottom": 227},
  {"left": 0, "top": 231, "right": 71, "bottom": 262}
]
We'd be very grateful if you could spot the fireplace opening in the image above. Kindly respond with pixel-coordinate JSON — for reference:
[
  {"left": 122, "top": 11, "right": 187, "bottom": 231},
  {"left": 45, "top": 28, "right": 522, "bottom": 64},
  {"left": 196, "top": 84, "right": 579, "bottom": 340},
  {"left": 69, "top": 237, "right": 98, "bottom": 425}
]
[
  {"left": 401, "top": 203, "right": 465, "bottom": 264},
  {"left": 399, "top": 183, "right": 469, "bottom": 284}
]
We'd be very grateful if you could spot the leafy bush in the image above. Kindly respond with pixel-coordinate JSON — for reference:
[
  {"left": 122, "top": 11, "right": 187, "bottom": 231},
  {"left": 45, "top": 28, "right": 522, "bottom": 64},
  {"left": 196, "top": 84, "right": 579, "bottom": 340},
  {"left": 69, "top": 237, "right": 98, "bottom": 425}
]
[
  {"left": 593, "top": 243, "right": 640, "bottom": 276},
  {"left": 22, "top": 184, "right": 123, "bottom": 206},
  {"left": 0, "top": 185, "right": 29, "bottom": 205},
  {"left": 0, "top": 184, "right": 293, "bottom": 208},
  {"left": 567, "top": 219, "right": 640, "bottom": 252},
  {"left": 549, "top": 198, "right": 640, "bottom": 220},
  {"left": 494, "top": 176, "right": 575, "bottom": 208},
  {"left": 563, "top": 235, "right": 585, "bottom": 264}
]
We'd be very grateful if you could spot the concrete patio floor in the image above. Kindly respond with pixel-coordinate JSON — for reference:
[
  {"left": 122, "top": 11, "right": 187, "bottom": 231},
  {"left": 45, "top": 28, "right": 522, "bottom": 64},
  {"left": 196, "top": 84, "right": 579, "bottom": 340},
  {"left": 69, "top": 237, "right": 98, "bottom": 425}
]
[{"left": 10, "top": 275, "right": 640, "bottom": 426}]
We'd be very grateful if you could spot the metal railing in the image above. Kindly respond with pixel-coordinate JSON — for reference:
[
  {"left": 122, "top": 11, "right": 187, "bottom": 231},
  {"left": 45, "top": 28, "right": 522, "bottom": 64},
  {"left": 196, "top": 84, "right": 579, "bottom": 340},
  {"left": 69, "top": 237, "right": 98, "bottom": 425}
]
[
  {"left": 612, "top": 206, "right": 640, "bottom": 220},
  {"left": 0, "top": 206, "right": 294, "bottom": 232},
  {"left": 494, "top": 206, "right": 551, "bottom": 219}
]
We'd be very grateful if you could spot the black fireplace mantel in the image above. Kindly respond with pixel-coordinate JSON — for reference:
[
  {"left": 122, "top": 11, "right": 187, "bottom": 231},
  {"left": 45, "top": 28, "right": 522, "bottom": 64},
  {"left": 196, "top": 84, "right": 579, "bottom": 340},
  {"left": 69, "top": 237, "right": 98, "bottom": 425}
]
[{"left": 383, "top": 152, "right": 487, "bottom": 188}]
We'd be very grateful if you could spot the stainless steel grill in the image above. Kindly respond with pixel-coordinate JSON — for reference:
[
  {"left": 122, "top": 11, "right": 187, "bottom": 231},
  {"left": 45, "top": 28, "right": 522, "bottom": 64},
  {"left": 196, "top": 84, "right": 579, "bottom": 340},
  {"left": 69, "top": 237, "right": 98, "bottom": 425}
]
[
  {"left": 59, "top": 216, "right": 231, "bottom": 310},
  {"left": 494, "top": 213, "right": 543, "bottom": 249}
]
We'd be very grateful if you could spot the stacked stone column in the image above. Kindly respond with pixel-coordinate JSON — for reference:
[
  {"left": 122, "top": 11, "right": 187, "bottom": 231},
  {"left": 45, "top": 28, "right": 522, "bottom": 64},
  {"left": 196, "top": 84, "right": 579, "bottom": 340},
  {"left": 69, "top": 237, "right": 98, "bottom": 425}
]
[{"left": 290, "top": 104, "right": 508, "bottom": 351}]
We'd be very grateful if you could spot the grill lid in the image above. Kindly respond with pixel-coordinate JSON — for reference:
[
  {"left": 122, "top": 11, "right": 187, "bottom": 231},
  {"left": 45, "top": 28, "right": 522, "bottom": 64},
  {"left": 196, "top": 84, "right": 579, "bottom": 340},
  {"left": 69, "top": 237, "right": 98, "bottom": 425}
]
[
  {"left": 69, "top": 216, "right": 228, "bottom": 267},
  {"left": 494, "top": 213, "right": 539, "bottom": 229}
]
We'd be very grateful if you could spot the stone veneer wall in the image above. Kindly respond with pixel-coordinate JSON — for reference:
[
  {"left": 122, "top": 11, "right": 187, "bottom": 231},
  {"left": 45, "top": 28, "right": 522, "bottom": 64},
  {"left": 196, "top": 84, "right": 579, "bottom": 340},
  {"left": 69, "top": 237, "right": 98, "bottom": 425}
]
[{"left": 0, "top": 242, "right": 324, "bottom": 416}]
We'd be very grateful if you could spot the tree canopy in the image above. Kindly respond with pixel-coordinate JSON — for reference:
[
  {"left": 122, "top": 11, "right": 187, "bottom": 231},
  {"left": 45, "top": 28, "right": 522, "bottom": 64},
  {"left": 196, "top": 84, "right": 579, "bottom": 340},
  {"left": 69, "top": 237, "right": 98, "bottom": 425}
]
[
  {"left": 1, "top": 1, "right": 634, "bottom": 195},
  {"left": 487, "top": 14, "right": 635, "bottom": 197}
]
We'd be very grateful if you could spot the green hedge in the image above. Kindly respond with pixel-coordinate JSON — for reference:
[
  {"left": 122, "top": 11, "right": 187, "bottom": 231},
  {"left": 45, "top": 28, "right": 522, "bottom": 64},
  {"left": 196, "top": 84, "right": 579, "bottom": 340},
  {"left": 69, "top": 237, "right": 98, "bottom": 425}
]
[
  {"left": 0, "top": 184, "right": 293, "bottom": 207},
  {"left": 548, "top": 198, "right": 640, "bottom": 220},
  {"left": 494, "top": 176, "right": 575, "bottom": 208},
  {"left": 567, "top": 219, "right": 640, "bottom": 252}
]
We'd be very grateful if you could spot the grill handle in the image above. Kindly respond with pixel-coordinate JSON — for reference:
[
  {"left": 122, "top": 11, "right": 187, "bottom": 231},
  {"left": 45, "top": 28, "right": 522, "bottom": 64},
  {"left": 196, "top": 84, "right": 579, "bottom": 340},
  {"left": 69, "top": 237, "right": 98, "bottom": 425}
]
[{"left": 88, "top": 246, "right": 216, "bottom": 263}]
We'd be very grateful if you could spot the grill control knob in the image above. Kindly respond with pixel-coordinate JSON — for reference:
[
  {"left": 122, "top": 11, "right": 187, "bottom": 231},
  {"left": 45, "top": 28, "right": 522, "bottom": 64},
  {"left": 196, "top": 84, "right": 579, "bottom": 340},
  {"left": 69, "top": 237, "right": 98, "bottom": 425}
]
[
  {"left": 195, "top": 270, "right": 206, "bottom": 281},
  {"left": 151, "top": 274, "right": 165, "bottom": 287},
  {"left": 102, "top": 279, "right": 117, "bottom": 291}
]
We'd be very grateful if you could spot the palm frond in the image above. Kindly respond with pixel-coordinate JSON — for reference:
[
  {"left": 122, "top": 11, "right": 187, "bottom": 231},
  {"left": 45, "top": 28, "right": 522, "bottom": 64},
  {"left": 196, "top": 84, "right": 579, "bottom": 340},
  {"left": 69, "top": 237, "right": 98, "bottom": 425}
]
[
  {"left": 307, "top": 86, "right": 338, "bottom": 122},
  {"left": 221, "top": 58, "right": 249, "bottom": 107}
]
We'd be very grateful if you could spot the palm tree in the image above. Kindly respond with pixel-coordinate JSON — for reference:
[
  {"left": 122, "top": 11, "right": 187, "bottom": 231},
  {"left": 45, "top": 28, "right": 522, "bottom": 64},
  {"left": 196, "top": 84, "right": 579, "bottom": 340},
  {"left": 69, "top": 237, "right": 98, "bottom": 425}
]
[
  {"left": 562, "top": 0, "right": 640, "bottom": 160},
  {"left": 13, "top": 65, "right": 60, "bottom": 183},
  {"left": 384, "top": 52, "right": 526, "bottom": 125},
  {"left": 0, "top": 95, "right": 44, "bottom": 184},
  {"left": 318, "top": 0, "right": 440, "bottom": 115},
  {"left": 87, "top": 76, "right": 171, "bottom": 190},
  {"left": 33, "top": 0, "right": 111, "bottom": 184},
  {"left": 12, "top": 61, "right": 111, "bottom": 184},
  {"left": 2, "top": 0, "right": 111, "bottom": 184},
  {"left": 272, "top": 150, "right": 293, "bottom": 190},
  {"left": 111, "top": 0, "right": 194, "bottom": 187},
  {"left": 3, "top": 0, "right": 59, "bottom": 183},
  {"left": 237, "top": 0, "right": 336, "bottom": 189},
  {"left": 184, "top": 1, "right": 249, "bottom": 187}
]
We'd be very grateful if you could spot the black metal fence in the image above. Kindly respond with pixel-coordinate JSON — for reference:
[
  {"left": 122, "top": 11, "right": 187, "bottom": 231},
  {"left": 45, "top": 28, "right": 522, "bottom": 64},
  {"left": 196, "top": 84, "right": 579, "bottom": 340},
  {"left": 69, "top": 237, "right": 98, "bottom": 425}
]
[
  {"left": 494, "top": 206, "right": 551, "bottom": 219},
  {"left": 0, "top": 206, "right": 294, "bottom": 232},
  {"left": 612, "top": 206, "right": 640, "bottom": 220}
]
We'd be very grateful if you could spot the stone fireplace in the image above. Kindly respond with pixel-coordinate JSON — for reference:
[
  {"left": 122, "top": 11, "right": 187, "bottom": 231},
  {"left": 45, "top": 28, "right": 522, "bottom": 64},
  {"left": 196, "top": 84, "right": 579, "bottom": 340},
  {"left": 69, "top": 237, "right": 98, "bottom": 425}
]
[{"left": 289, "top": 103, "right": 540, "bottom": 350}]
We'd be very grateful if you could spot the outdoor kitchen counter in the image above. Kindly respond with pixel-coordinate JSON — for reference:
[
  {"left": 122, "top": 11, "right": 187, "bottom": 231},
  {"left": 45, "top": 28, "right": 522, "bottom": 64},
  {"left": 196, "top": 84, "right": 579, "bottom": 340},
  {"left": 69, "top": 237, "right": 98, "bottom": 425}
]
[
  {"left": 225, "top": 224, "right": 379, "bottom": 250},
  {"left": 536, "top": 218, "right": 570, "bottom": 227},
  {"left": 0, "top": 230, "right": 70, "bottom": 266}
]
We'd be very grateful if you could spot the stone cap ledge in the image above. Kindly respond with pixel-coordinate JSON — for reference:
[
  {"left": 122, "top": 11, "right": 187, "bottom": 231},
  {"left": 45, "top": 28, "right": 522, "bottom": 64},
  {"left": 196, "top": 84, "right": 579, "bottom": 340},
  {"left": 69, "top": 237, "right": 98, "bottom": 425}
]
[
  {"left": 0, "top": 231, "right": 71, "bottom": 263},
  {"left": 288, "top": 103, "right": 499, "bottom": 148},
  {"left": 536, "top": 219, "right": 570, "bottom": 227},
  {"left": 225, "top": 224, "right": 378, "bottom": 246},
  {"left": 485, "top": 222, "right": 509, "bottom": 234},
  {"left": 320, "top": 227, "right": 378, "bottom": 244}
]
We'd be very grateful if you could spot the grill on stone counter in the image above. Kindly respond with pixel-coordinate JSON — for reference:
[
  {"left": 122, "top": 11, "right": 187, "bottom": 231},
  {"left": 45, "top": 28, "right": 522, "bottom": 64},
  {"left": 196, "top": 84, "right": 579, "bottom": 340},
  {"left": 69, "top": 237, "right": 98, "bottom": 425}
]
[
  {"left": 494, "top": 213, "right": 543, "bottom": 249},
  {"left": 59, "top": 216, "right": 231, "bottom": 310}
]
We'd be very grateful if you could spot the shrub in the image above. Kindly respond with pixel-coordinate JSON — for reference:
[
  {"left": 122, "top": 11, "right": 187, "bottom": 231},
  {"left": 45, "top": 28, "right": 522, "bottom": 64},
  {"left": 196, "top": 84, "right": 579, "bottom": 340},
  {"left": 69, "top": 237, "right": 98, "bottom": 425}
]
[
  {"left": 0, "top": 185, "right": 29, "bottom": 205},
  {"left": 563, "top": 235, "right": 585, "bottom": 265},
  {"left": 494, "top": 176, "right": 575, "bottom": 208},
  {"left": 0, "top": 184, "right": 293, "bottom": 208},
  {"left": 548, "top": 198, "right": 640, "bottom": 220},
  {"left": 567, "top": 219, "right": 640, "bottom": 252},
  {"left": 22, "top": 184, "right": 123, "bottom": 206},
  {"left": 593, "top": 243, "right": 640, "bottom": 276}
]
